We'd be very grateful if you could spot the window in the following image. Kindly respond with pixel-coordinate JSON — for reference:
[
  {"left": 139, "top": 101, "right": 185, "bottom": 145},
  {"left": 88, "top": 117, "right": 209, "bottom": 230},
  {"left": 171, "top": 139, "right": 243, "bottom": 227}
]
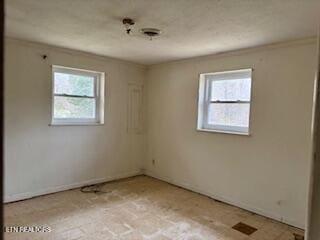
[
  {"left": 52, "top": 65, "right": 105, "bottom": 125},
  {"left": 197, "top": 69, "right": 252, "bottom": 135}
]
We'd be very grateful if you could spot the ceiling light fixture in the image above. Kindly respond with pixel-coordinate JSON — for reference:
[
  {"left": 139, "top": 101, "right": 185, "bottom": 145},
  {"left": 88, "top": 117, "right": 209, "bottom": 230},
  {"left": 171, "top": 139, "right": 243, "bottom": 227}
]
[
  {"left": 122, "top": 18, "right": 135, "bottom": 34},
  {"left": 140, "top": 28, "right": 161, "bottom": 40}
]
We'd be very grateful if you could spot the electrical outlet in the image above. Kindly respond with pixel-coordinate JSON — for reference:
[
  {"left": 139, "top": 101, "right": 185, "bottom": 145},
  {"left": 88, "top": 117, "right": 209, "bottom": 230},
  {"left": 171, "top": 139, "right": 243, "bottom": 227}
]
[{"left": 152, "top": 159, "right": 156, "bottom": 165}]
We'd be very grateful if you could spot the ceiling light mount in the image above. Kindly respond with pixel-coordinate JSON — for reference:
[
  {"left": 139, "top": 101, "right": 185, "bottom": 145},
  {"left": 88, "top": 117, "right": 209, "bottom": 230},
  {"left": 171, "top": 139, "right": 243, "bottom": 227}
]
[
  {"left": 122, "top": 18, "right": 135, "bottom": 34},
  {"left": 140, "top": 28, "right": 161, "bottom": 40}
]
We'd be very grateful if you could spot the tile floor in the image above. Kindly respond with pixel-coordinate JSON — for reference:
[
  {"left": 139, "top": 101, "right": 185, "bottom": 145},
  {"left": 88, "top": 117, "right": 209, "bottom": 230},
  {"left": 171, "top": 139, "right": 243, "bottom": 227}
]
[{"left": 4, "top": 176, "right": 304, "bottom": 240}]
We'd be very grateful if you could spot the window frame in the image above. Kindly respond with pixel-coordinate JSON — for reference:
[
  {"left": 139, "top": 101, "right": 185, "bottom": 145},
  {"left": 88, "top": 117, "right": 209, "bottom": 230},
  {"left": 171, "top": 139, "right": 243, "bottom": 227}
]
[
  {"left": 197, "top": 68, "right": 252, "bottom": 135},
  {"left": 51, "top": 65, "right": 105, "bottom": 126}
]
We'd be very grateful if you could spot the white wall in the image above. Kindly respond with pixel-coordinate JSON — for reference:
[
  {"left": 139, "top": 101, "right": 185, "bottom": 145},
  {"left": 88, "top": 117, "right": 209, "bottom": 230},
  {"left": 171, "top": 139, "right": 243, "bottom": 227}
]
[
  {"left": 4, "top": 38, "right": 146, "bottom": 202},
  {"left": 5, "top": 37, "right": 317, "bottom": 229},
  {"left": 145, "top": 39, "right": 317, "bottom": 228}
]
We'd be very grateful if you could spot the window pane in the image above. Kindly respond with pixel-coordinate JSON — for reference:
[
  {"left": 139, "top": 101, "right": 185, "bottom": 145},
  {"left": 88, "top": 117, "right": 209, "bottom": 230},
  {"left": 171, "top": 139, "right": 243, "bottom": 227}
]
[
  {"left": 54, "top": 96, "right": 96, "bottom": 119},
  {"left": 208, "top": 103, "right": 250, "bottom": 127},
  {"left": 54, "top": 72, "right": 95, "bottom": 96},
  {"left": 210, "top": 78, "right": 251, "bottom": 101}
]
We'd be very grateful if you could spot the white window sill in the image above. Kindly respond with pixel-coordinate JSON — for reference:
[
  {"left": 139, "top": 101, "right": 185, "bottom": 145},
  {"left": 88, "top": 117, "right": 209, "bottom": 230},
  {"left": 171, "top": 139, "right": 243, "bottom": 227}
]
[
  {"left": 49, "top": 122, "right": 104, "bottom": 126},
  {"left": 196, "top": 128, "right": 250, "bottom": 136}
]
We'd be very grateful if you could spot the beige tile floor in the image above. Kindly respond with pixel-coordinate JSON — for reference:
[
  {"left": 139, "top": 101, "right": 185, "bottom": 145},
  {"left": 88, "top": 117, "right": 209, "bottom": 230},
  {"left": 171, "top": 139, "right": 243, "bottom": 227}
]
[{"left": 4, "top": 176, "right": 304, "bottom": 240}]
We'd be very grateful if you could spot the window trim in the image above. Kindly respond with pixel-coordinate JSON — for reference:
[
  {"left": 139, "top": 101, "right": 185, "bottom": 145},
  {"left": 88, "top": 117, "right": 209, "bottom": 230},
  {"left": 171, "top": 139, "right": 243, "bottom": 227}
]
[
  {"left": 51, "top": 65, "right": 105, "bottom": 126},
  {"left": 197, "top": 68, "right": 252, "bottom": 135}
]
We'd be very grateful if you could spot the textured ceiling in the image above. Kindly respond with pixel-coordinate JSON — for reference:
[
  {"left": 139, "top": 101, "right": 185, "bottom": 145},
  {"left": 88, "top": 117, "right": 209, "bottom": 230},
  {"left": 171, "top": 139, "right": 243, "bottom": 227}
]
[{"left": 5, "top": 0, "right": 320, "bottom": 65}]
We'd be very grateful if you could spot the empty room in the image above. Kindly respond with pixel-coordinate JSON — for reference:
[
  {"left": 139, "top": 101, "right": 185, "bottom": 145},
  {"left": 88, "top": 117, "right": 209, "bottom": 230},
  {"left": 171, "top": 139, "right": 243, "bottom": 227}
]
[{"left": 3, "top": 0, "right": 320, "bottom": 240}]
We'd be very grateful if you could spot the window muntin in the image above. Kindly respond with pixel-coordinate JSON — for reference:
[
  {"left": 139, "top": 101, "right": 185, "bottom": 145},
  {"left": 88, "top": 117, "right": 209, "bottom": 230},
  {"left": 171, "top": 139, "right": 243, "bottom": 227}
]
[
  {"left": 52, "top": 66, "right": 104, "bottom": 125},
  {"left": 197, "top": 69, "right": 252, "bottom": 135}
]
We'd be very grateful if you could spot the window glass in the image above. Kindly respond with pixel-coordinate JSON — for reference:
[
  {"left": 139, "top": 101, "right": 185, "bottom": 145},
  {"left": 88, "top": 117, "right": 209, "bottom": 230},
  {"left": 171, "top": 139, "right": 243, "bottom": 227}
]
[
  {"left": 207, "top": 103, "right": 250, "bottom": 127},
  {"left": 53, "top": 96, "right": 96, "bottom": 119},
  {"left": 210, "top": 78, "right": 251, "bottom": 101},
  {"left": 54, "top": 72, "right": 95, "bottom": 97}
]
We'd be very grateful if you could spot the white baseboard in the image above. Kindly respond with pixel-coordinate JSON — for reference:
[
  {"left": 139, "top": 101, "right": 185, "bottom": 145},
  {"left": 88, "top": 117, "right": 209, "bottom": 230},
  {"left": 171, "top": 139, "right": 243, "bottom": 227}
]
[
  {"left": 4, "top": 169, "right": 305, "bottom": 229},
  {"left": 4, "top": 170, "right": 142, "bottom": 203},
  {"left": 145, "top": 170, "right": 305, "bottom": 229}
]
